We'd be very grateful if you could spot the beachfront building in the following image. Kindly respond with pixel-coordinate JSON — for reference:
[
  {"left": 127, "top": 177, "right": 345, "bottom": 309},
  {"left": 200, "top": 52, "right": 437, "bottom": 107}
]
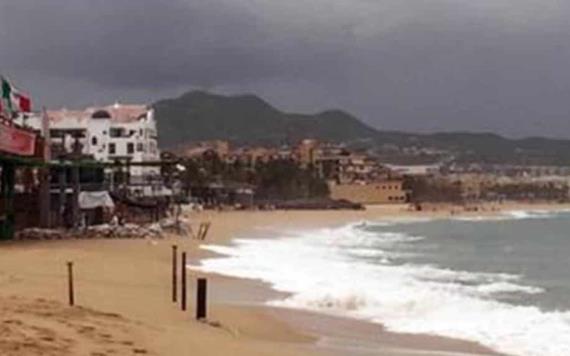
[
  {"left": 292, "top": 139, "right": 409, "bottom": 204},
  {"left": 314, "top": 152, "right": 387, "bottom": 184},
  {"left": 329, "top": 180, "right": 408, "bottom": 204},
  {"left": 19, "top": 103, "right": 163, "bottom": 196}
]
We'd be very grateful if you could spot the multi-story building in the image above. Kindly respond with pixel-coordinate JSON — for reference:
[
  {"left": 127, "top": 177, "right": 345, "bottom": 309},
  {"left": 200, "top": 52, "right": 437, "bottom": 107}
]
[
  {"left": 19, "top": 103, "right": 163, "bottom": 196},
  {"left": 329, "top": 180, "right": 408, "bottom": 204},
  {"left": 177, "top": 140, "right": 231, "bottom": 160}
]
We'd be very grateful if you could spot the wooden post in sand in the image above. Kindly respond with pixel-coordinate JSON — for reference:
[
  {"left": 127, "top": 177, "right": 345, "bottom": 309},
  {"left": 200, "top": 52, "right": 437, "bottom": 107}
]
[
  {"left": 172, "top": 245, "right": 178, "bottom": 303},
  {"left": 181, "top": 252, "right": 187, "bottom": 311},
  {"left": 67, "top": 261, "right": 75, "bottom": 306},
  {"left": 196, "top": 278, "right": 207, "bottom": 320},
  {"left": 201, "top": 222, "right": 211, "bottom": 240}
]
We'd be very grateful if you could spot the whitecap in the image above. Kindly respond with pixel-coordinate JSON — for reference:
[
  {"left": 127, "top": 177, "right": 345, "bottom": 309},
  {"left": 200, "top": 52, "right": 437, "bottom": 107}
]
[{"left": 192, "top": 222, "right": 570, "bottom": 356}]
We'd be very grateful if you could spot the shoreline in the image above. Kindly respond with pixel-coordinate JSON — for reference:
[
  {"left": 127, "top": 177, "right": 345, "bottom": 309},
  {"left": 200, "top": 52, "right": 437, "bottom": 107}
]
[
  {"left": 190, "top": 203, "right": 570, "bottom": 355},
  {"left": 1, "top": 201, "right": 567, "bottom": 355},
  {"left": 188, "top": 202, "right": 570, "bottom": 356}
]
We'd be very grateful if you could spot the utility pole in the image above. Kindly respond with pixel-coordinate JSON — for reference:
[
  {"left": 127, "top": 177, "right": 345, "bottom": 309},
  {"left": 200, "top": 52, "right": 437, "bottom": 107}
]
[{"left": 39, "top": 108, "right": 51, "bottom": 228}]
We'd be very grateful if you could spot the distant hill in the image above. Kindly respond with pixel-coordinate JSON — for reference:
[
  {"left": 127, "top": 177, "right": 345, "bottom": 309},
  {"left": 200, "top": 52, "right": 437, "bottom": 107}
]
[
  {"left": 154, "top": 90, "right": 570, "bottom": 165},
  {"left": 153, "top": 91, "right": 378, "bottom": 148}
]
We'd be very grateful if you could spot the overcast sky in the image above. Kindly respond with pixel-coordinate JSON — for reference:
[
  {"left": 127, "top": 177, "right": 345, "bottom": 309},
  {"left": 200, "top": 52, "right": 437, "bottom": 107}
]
[{"left": 2, "top": 0, "right": 570, "bottom": 138}]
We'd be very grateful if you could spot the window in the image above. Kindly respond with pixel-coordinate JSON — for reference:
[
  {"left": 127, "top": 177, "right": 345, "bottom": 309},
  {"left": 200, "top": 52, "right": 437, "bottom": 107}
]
[
  {"left": 127, "top": 142, "right": 134, "bottom": 154},
  {"left": 109, "top": 143, "right": 116, "bottom": 155},
  {"left": 136, "top": 143, "right": 144, "bottom": 152},
  {"left": 110, "top": 128, "right": 123, "bottom": 138},
  {"left": 91, "top": 136, "right": 98, "bottom": 146}
]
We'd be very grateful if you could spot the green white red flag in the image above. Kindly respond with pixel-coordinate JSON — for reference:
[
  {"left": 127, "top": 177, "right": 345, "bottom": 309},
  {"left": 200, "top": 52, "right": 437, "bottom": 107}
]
[{"left": 1, "top": 76, "right": 32, "bottom": 116}]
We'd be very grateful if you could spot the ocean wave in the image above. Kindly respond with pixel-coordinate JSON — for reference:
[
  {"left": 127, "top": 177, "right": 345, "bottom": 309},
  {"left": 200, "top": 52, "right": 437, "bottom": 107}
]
[
  {"left": 449, "top": 209, "right": 565, "bottom": 223},
  {"left": 193, "top": 223, "right": 570, "bottom": 356},
  {"left": 506, "top": 210, "right": 558, "bottom": 220},
  {"left": 474, "top": 281, "right": 544, "bottom": 296},
  {"left": 405, "top": 264, "right": 520, "bottom": 284},
  {"left": 451, "top": 215, "right": 512, "bottom": 222}
]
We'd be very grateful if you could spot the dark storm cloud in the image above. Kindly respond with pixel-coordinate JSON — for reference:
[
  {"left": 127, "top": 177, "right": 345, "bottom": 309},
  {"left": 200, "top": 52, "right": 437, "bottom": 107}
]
[
  {"left": 0, "top": 0, "right": 351, "bottom": 87},
  {"left": 2, "top": 0, "right": 570, "bottom": 137}
]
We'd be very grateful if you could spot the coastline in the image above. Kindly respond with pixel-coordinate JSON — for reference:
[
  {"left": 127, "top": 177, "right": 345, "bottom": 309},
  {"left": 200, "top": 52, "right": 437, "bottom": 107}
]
[
  {"left": 1, "top": 202, "right": 566, "bottom": 355},
  {"left": 189, "top": 202, "right": 570, "bottom": 356}
]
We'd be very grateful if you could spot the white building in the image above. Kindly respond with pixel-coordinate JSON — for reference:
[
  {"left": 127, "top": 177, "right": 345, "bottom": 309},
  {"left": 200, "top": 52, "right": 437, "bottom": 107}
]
[
  {"left": 20, "top": 103, "right": 164, "bottom": 196},
  {"left": 385, "top": 164, "right": 441, "bottom": 177}
]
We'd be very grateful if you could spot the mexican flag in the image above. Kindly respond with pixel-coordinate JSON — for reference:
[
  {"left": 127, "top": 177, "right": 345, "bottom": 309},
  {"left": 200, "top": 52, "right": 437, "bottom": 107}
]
[{"left": 1, "top": 76, "right": 32, "bottom": 115}]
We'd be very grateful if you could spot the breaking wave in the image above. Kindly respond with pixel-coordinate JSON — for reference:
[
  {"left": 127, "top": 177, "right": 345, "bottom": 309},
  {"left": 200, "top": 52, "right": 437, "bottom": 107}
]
[{"left": 192, "top": 222, "right": 570, "bottom": 356}]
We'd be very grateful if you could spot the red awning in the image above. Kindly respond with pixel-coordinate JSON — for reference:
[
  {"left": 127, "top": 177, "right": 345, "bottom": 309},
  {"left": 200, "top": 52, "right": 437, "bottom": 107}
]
[{"left": 0, "top": 120, "right": 37, "bottom": 157}]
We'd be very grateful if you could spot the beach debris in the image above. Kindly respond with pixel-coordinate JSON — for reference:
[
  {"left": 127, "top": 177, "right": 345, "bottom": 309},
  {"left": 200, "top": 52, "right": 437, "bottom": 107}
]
[
  {"left": 12, "top": 214, "right": 200, "bottom": 241},
  {"left": 14, "top": 224, "right": 163, "bottom": 241},
  {"left": 196, "top": 222, "right": 211, "bottom": 240},
  {"left": 14, "top": 228, "right": 68, "bottom": 240},
  {"left": 183, "top": 221, "right": 211, "bottom": 240},
  {"left": 81, "top": 223, "right": 164, "bottom": 239},
  {"left": 158, "top": 217, "right": 192, "bottom": 237}
]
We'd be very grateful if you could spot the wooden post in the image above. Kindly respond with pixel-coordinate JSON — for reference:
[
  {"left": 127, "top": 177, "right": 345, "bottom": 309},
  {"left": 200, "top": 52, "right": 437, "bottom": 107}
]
[
  {"left": 0, "top": 163, "right": 15, "bottom": 240},
  {"left": 71, "top": 165, "right": 80, "bottom": 229},
  {"left": 196, "top": 278, "right": 207, "bottom": 320},
  {"left": 67, "top": 261, "right": 75, "bottom": 306},
  {"left": 172, "top": 245, "right": 178, "bottom": 303},
  {"left": 181, "top": 252, "right": 187, "bottom": 311},
  {"left": 58, "top": 167, "right": 66, "bottom": 227},
  {"left": 175, "top": 202, "right": 182, "bottom": 235},
  {"left": 39, "top": 107, "right": 52, "bottom": 228},
  {"left": 38, "top": 167, "right": 51, "bottom": 228},
  {"left": 126, "top": 160, "right": 131, "bottom": 186}
]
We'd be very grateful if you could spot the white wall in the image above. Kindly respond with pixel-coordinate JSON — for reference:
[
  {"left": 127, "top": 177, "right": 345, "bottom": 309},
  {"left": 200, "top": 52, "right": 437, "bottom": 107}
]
[{"left": 18, "top": 106, "right": 161, "bottom": 180}]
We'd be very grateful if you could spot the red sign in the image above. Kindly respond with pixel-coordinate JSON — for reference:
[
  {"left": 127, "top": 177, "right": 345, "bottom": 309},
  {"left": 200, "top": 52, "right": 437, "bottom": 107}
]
[{"left": 0, "top": 121, "right": 37, "bottom": 156}]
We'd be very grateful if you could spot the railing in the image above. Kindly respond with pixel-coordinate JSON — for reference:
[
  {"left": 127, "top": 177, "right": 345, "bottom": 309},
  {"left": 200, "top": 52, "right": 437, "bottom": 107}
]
[{"left": 49, "top": 182, "right": 111, "bottom": 193}]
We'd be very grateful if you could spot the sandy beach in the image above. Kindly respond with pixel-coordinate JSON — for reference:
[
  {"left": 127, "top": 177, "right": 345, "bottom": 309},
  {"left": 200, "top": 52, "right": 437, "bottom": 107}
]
[{"left": 1, "top": 202, "right": 565, "bottom": 356}]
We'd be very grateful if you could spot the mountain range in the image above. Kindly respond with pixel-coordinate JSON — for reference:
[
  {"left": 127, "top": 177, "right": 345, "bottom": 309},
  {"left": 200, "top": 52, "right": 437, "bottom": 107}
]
[{"left": 154, "top": 91, "right": 570, "bottom": 165}]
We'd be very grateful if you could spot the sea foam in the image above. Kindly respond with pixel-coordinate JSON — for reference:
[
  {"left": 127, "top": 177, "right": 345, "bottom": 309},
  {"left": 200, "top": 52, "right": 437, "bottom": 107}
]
[
  {"left": 192, "top": 222, "right": 570, "bottom": 356},
  {"left": 451, "top": 209, "right": 562, "bottom": 223}
]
